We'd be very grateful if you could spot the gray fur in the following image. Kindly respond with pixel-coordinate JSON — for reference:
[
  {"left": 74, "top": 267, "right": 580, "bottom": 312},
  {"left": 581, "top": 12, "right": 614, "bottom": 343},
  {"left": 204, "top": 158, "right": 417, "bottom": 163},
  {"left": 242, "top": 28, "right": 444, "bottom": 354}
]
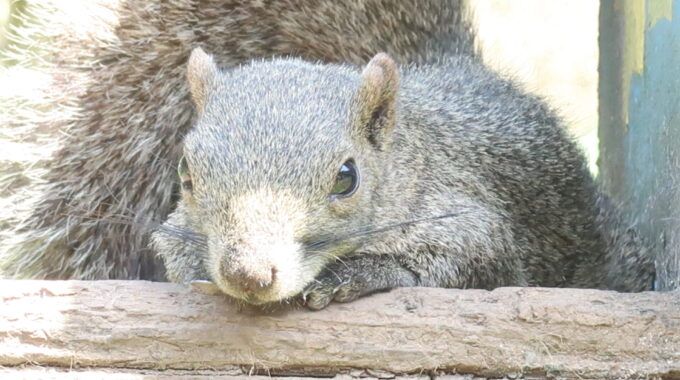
[
  {"left": 153, "top": 52, "right": 655, "bottom": 309},
  {"left": 0, "top": 0, "right": 474, "bottom": 279}
]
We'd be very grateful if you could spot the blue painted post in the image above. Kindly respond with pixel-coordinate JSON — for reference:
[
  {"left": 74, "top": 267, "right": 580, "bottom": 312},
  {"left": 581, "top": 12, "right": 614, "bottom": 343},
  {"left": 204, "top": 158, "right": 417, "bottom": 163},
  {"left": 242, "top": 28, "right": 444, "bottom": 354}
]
[{"left": 599, "top": 0, "right": 679, "bottom": 290}]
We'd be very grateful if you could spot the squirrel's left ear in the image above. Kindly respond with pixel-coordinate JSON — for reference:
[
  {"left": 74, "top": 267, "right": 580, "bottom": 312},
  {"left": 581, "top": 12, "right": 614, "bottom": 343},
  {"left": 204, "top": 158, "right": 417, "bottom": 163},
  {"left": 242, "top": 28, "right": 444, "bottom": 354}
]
[
  {"left": 187, "top": 47, "right": 218, "bottom": 114},
  {"left": 353, "top": 53, "right": 400, "bottom": 150}
]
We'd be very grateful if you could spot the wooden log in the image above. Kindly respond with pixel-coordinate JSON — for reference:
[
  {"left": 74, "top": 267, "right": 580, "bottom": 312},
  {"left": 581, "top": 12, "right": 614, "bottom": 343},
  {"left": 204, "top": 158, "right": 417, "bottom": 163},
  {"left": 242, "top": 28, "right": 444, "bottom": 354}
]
[{"left": 0, "top": 280, "right": 678, "bottom": 379}]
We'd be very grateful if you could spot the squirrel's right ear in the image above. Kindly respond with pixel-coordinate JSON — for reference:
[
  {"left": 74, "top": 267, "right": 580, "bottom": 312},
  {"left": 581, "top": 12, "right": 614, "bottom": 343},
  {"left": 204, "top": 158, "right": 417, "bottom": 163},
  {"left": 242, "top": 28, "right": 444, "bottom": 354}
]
[
  {"left": 353, "top": 53, "right": 400, "bottom": 151},
  {"left": 187, "top": 47, "right": 218, "bottom": 113}
]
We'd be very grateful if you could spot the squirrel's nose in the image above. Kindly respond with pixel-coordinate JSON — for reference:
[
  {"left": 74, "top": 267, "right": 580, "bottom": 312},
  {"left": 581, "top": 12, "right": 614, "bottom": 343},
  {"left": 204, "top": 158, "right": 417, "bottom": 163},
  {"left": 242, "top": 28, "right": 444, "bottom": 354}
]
[{"left": 221, "top": 261, "right": 277, "bottom": 294}]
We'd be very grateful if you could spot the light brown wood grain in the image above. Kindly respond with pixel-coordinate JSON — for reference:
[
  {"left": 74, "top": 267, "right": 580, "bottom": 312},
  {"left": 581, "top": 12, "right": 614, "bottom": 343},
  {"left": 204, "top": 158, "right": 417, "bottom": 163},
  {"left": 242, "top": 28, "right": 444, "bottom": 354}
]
[{"left": 1, "top": 281, "right": 678, "bottom": 379}]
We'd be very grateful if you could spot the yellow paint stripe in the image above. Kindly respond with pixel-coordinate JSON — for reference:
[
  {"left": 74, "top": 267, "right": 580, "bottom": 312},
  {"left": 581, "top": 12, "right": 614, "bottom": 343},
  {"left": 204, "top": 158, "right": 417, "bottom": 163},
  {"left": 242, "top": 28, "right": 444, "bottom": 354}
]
[
  {"left": 625, "top": 1, "right": 645, "bottom": 76},
  {"left": 619, "top": 0, "right": 646, "bottom": 125},
  {"left": 647, "top": 0, "right": 673, "bottom": 28}
]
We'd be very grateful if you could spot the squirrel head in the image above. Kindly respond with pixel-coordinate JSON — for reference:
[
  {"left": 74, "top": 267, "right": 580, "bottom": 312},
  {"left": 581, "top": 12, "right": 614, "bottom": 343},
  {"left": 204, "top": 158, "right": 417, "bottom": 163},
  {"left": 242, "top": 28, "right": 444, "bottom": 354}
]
[{"left": 178, "top": 48, "right": 400, "bottom": 304}]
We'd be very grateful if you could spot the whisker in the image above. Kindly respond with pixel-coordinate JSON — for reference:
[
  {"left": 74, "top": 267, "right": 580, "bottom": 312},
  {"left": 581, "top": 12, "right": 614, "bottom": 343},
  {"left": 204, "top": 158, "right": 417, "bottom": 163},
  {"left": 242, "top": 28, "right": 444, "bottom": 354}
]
[
  {"left": 304, "top": 210, "right": 466, "bottom": 253},
  {"left": 59, "top": 210, "right": 209, "bottom": 250}
]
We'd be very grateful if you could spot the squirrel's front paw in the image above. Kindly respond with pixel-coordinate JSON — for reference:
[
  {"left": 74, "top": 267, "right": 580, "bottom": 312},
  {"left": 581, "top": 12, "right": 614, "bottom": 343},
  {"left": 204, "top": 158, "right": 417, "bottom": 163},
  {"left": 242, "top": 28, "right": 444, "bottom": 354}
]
[
  {"left": 302, "top": 259, "right": 370, "bottom": 310},
  {"left": 301, "top": 255, "right": 418, "bottom": 310}
]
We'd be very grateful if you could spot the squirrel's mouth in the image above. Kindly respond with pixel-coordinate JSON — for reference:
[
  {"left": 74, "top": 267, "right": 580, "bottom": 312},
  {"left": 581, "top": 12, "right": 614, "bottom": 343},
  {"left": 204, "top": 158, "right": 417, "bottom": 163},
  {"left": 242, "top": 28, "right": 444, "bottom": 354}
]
[
  {"left": 219, "top": 282, "right": 302, "bottom": 305},
  {"left": 239, "top": 292, "right": 269, "bottom": 305},
  {"left": 191, "top": 279, "right": 279, "bottom": 305}
]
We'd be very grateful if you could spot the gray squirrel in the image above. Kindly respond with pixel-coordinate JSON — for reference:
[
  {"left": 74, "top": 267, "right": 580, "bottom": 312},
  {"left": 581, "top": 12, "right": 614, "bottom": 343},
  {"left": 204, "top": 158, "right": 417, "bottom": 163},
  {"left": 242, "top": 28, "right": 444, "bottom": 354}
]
[
  {"left": 0, "top": 1, "right": 474, "bottom": 280},
  {"left": 152, "top": 48, "right": 655, "bottom": 310}
]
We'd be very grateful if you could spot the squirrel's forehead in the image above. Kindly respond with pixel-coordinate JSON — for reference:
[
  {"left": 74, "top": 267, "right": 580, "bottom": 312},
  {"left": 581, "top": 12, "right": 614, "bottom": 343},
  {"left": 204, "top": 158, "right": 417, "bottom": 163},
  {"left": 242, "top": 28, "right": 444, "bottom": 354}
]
[
  {"left": 201, "top": 86, "right": 353, "bottom": 131},
  {"left": 214, "top": 63, "right": 358, "bottom": 102},
  {"left": 183, "top": 131, "right": 351, "bottom": 198},
  {"left": 194, "top": 89, "right": 353, "bottom": 146},
  {"left": 194, "top": 100, "right": 349, "bottom": 139},
  {"left": 183, "top": 63, "right": 358, "bottom": 171},
  {"left": 184, "top": 118, "right": 350, "bottom": 168}
]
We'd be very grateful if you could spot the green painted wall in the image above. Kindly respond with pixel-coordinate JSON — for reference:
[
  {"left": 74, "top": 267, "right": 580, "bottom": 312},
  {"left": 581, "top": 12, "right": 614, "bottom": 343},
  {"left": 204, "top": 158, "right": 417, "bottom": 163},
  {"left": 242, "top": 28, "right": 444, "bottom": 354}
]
[{"left": 599, "top": 0, "right": 679, "bottom": 290}]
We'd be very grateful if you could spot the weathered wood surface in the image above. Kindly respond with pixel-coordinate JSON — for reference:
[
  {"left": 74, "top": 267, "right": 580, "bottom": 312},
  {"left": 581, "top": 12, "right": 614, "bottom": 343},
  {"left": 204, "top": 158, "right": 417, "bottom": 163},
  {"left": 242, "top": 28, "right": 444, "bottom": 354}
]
[{"left": 1, "top": 281, "right": 679, "bottom": 379}]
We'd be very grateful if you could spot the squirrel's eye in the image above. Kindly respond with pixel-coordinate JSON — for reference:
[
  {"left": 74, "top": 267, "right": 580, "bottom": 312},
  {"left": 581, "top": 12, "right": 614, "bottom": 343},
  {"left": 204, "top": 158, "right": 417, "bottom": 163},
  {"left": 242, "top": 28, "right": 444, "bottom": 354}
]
[
  {"left": 178, "top": 156, "right": 193, "bottom": 191},
  {"left": 330, "top": 160, "right": 359, "bottom": 198}
]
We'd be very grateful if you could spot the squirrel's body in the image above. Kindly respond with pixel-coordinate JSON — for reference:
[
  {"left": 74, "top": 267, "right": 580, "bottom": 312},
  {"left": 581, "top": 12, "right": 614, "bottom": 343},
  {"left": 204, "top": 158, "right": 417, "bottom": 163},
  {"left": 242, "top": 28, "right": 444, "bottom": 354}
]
[{"left": 153, "top": 51, "right": 654, "bottom": 309}]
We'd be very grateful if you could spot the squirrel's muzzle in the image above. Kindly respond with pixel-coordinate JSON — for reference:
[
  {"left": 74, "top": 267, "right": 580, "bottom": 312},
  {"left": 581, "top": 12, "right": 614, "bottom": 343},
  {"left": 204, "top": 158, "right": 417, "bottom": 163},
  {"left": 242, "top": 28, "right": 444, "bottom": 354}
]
[{"left": 206, "top": 189, "right": 312, "bottom": 303}]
